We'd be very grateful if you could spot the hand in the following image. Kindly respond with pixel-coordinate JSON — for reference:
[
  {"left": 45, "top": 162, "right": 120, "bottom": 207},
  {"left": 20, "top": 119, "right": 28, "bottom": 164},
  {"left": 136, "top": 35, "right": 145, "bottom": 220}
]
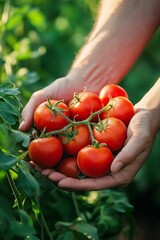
[{"left": 32, "top": 105, "right": 158, "bottom": 191}]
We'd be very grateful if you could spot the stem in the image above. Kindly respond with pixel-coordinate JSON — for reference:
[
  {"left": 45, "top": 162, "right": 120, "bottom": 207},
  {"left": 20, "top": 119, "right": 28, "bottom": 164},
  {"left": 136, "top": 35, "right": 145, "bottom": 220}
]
[
  {"left": 7, "top": 171, "right": 23, "bottom": 221},
  {"left": 71, "top": 192, "right": 81, "bottom": 217},
  {"left": 45, "top": 101, "right": 113, "bottom": 139},
  {"left": 54, "top": 107, "right": 73, "bottom": 124},
  {"left": 40, "top": 210, "right": 53, "bottom": 240},
  {"left": 86, "top": 122, "right": 96, "bottom": 144}
]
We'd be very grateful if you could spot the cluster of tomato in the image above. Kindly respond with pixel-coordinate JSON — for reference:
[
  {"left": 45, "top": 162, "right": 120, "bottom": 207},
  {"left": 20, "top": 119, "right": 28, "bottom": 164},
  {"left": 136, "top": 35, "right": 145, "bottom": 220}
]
[{"left": 28, "top": 84, "right": 134, "bottom": 178}]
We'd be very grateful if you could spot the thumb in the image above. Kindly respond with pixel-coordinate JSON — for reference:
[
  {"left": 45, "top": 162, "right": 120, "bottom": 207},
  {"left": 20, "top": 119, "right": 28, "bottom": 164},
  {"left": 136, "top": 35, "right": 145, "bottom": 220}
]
[{"left": 111, "top": 134, "right": 149, "bottom": 173}]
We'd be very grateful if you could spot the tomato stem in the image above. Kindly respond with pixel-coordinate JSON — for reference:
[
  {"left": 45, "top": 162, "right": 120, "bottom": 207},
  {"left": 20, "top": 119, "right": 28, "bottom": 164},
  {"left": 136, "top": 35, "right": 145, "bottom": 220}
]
[
  {"left": 39, "top": 210, "right": 54, "bottom": 240},
  {"left": 7, "top": 171, "right": 23, "bottom": 222},
  {"left": 71, "top": 192, "right": 81, "bottom": 217},
  {"left": 44, "top": 101, "right": 113, "bottom": 139}
]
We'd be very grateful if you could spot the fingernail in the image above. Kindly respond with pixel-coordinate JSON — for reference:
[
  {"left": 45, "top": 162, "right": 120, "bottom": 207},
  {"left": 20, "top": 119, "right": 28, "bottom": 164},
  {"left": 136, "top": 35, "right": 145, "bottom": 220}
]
[
  {"left": 112, "top": 161, "right": 123, "bottom": 173},
  {"left": 18, "top": 120, "right": 25, "bottom": 130}
]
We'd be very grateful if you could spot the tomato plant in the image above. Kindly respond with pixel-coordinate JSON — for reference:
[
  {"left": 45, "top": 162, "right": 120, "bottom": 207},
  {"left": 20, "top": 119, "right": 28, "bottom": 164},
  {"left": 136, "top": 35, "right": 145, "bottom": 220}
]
[
  {"left": 69, "top": 91, "right": 102, "bottom": 121},
  {"left": 56, "top": 157, "right": 80, "bottom": 178},
  {"left": 93, "top": 117, "right": 127, "bottom": 152},
  {"left": 59, "top": 125, "right": 91, "bottom": 156},
  {"left": 99, "top": 84, "right": 128, "bottom": 106},
  {"left": 34, "top": 100, "right": 70, "bottom": 132},
  {"left": 77, "top": 145, "right": 114, "bottom": 177},
  {"left": 101, "top": 96, "right": 135, "bottom": 125},
  {"left": 28, "top": 136, "right": 63, "bottom": 168}
]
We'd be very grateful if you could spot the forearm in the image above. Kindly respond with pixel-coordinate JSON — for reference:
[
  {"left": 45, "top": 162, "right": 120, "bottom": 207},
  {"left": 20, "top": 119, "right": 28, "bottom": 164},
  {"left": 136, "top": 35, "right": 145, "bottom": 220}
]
[
  {"left": 135, "top": 78, "right": 160, "bottom": 133},
  {"left": 68, "top": 0, "right": 160, "bottom": 94}
]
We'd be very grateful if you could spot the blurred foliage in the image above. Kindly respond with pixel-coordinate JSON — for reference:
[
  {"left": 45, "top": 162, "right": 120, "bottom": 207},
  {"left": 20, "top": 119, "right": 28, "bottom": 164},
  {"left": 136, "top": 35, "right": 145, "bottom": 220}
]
[{"left": 0, "top": 0, "right": 160, "bottom": 239}]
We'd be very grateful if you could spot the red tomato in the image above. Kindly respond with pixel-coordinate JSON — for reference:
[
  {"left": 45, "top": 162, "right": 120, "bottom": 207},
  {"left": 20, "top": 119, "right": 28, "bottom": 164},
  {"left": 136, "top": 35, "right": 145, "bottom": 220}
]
[
  {"left": 34, "top": 100, "right": 70, "bottom": 132},
  {"left": 99, "top": 84, "right": 128, "bottom": 106},
  {"left": 59, "top": 125, "right": 91, "bottom": 156},
  {"left": 93, "top": 117, "right": 127, "bottom": 151},
  {"left": 56, "top": 157, "right": 80, "bottom": 178},
  {"left": 77, "top": 145, "right": 114, "bottom": 177},
  {"left": 69, "top": 92, "right": 102, "bottom": 121},
  {"left": 101, "top": 96, "right": 134, "bottom": 125},
  {"left": 28, "top": 136, "right": 63, "bottom": 168}
]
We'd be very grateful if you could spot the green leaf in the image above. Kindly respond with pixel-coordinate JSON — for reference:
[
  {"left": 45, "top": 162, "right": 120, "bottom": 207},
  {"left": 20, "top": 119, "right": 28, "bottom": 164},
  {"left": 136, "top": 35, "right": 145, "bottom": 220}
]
[
  {"left": 57, "top": 231, "right": 74, "bottom": 240},
  {"left": 26, "top": 236, "right": 40, "bottom": 240},
  {"left": 0, "top": 82, "right": 20, "bottom": 97},
  {"left": 55, "top": 220, "right": 99, "bottom": 240},
  {"left": 11, "top": 129, "right": 31, "bottom": 148},
  {"left": 73, "top": 221, "right": 99, "bottom": 240},
  {"left": 0, "top": 150, "right": 17, "bottom": 170},
  {"left": 8, "top": 220, "right": 36, "bottom": 238},
  {"left": 33, "top": 172, "right": 55, "bottom": 194},
  {"left": 0, "top": 101, "right": 17, "bottom": 125},
  {"left": 17, "top": 162, "right": 40, "bottom": 199}
]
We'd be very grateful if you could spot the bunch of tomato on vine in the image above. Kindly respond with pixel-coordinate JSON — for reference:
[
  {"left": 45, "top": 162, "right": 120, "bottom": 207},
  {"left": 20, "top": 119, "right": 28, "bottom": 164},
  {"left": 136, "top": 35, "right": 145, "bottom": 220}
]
[{"left": 28, "top": 84, "right": 135, "bottom": 178}]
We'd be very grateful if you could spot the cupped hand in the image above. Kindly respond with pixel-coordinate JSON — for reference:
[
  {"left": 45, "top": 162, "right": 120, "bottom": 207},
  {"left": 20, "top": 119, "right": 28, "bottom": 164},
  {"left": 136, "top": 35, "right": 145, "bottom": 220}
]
[
  {"left": 19, "top": 75, "right": 106, "bottom": 132},
  {"left": 33, "top": 105, "right": 158, "bottom": 191}
]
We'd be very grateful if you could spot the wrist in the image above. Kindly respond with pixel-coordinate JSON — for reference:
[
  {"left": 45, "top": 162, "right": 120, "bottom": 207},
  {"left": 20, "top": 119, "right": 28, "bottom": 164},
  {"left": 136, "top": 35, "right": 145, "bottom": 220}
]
[{"left": 135, "top": 78, "right": 160, "bottom": 132}]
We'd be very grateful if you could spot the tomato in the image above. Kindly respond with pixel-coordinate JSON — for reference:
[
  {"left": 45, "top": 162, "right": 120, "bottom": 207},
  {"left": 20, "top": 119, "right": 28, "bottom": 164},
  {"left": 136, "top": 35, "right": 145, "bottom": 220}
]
[
  {"left": 101, "top": 96, "right": 134, "bottom": 125},
  {"left": 93, "top": 117, "right": 127, "bottom": 151},
  {"left": 59, "top": 125, "right": 91, "bottom": 156},
  {"left": 69, "top": 91, "right": 102, "bottom": 121},
  {"left": 56, "top": 157, "right": 80, "bottom": 178},
  {"left": 34, "top": 100, "right": 70, "bottom": 132},
  {"left": 28, "top": 136, "right": 63, "bottom": 168},
  {"left": 99, "top": 84, "right": 128, "bottom": 106},
  {"left": 77, "top": 145, "right": 114, "bottom": 177}
]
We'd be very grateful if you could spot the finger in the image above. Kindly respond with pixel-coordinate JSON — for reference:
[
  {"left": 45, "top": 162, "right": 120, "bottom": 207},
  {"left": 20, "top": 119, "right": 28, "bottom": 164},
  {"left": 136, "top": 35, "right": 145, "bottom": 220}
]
[
  {"left": 111, "top": 133, "right": 150, "bottom": 173},
  {"left": 19, "top": 90, "right": 47, "bottom": 131},
  {"left": 48, "top": 171, "right": 67, "bottom": 183},
  {"left": 57, "top": 174, "right": 120, "bottom": 191},
  {"left": 41, "top": 169, "right": 55, "bottom": 176}
]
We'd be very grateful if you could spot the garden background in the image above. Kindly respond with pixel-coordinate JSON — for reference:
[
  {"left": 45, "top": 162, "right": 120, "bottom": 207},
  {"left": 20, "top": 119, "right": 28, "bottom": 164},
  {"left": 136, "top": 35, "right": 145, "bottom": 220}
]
[{"left": 0, "top": 0, "right": 160, "bottom": 239}]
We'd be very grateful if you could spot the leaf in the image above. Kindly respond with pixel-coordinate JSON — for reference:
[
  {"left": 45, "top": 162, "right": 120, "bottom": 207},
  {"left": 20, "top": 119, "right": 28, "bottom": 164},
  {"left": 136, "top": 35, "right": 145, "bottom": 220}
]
[
  {"left": 33, "top": 172, "right": 55, "bottom": 194},
  {"left": 26, "top": 236, "right": 40, "bottom": 240},
  {"left": 73, "top": 221, "right": 99, "bottom": 240},
  {"left": 57, "top": 231, "right": 74, "bottom": 240},
  {"left": 55, "top": 220, "right": 99, "bottom": 240},
  {"left": 0, "top": 150, "right": 17, "bottom": 170},
  {"left": 11, "top": 129, "right": 31, "bottom": 148},
  {"left": 17, "top": 162, "right": 40, "bottom": 199},
  {"left": 3, "top": 94, "right": 22, "bottom": 111},
  {"left": 0, "top": 82, "right": 20, "bottom": 97},
  {"left": 8, "top": 220, "right": 36, "bottom": 238},
  {"left": 0, "top": 101, "right": 17, "bottom": 125}
]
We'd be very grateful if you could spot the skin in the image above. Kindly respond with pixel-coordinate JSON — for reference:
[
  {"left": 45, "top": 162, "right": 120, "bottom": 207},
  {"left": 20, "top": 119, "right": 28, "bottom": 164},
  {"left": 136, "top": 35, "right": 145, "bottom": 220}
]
[{"left": 19, "top": 0, "right": 160, "bottom": 191}]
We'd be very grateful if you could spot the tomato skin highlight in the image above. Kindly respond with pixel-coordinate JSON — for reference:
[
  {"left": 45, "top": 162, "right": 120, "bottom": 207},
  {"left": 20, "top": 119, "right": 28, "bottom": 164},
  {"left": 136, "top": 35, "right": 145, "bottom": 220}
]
[
  {"left": 101, "top": 96, "right": 134, "bottom": 125},
  {"left": 28, "top": 136, "right": 63, "bottom": 168},
  {"left": 99, "top": 84, "right": 128, "bottom": 106},
  {"left": 93, "top": 117, "right": 127, "bottom": 152},
  {"left": 34, "top": 100, "right": 70, "bottom": 132},
  {"left": 56, "top": 157, "right": 80, "bottom": 178},
  {"left": 60, "top": 125, "right": 91, "bottom": 156},
  {"left": 77, "top": 146, "right": 114, "bottom": 177},
  {"left": 69, "top": 92, "right": 102, "bottom": 121}
]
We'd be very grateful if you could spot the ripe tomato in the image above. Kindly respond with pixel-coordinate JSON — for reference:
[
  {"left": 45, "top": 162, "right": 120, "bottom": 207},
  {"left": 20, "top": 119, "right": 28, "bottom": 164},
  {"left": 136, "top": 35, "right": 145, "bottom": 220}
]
[
  {"left": 56, "top": 157, "right": 80, "bottom": 178},
  {"left": 28, "top": 136, "right": 63, "bottom": 168},
  {"left": 77, "top": 145, "right": 114, "bottom": 177},
  {"left": 59, "top": 125, "right": 91, "bottom": 156},
  {"left": 69, "top": 91, "right": 102, "bottom": 121},
  {"left": 93, "top": 117, "right": 127, "bottom": 151},
  {"left": 99, "top": 84, "right": 128, "bottom": 106},
  {"left": 101, "top": 96, "right": 134, "bottom": 125},
  {"left": 34, "top": 100, "right": 70, "bottom": 132}
]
